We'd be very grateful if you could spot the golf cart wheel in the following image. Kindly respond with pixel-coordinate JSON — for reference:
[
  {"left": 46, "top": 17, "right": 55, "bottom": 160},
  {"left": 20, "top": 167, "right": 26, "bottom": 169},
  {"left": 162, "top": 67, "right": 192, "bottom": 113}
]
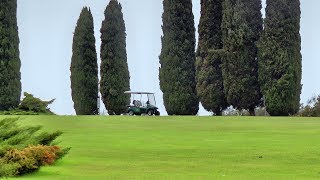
[
  {"left": 128, "top": 110, "right": 134, "bottom": 116},
  {"left": 155, "top": 111, "right": 160, "bottom": 116},
  {"left": 147, "top": 110, "right": 154, "bottom": 116}
]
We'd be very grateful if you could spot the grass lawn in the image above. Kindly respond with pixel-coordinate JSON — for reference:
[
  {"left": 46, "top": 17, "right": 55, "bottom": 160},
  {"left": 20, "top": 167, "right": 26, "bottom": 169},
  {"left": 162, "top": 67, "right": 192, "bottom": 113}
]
[{"left": 2, "top": 116, "right": 320, "bottom": 179}]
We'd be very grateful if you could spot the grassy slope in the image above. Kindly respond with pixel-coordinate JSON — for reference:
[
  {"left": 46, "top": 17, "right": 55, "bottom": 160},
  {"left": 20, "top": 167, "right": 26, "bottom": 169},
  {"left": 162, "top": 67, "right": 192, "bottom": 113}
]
[{"left": 3, "top": 116, "right": 320, "bottom": 179}]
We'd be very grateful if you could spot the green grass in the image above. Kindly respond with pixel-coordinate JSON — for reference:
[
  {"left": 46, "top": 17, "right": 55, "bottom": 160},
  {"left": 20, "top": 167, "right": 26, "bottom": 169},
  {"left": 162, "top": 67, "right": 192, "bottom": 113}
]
[{"left": 3, "top": 116, "right": 320, "bottom": 179}]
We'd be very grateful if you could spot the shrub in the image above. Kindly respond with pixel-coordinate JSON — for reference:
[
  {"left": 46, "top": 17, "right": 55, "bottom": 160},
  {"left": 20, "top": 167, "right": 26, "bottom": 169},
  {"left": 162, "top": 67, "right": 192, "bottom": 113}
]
[
  {"left": 0, "top": 92, "right": 56, "bottom": 115},
  {"left": 0, "top": 118, "right": 70, "bottom": 177},
  {"left": 0, "top": 118, "right": 60, "bottom": 149},
  {"left": 18, "top": 92, "right": 55, "bottom": 114},
  {"left": 0, "top": 145, "right": 66, "bottom": 176},
  {"left": 0, "top": 161, "right": 20, "bottom": 177},
  {"left": 298, "top": 95, "right": 320, "bottom": 117}
]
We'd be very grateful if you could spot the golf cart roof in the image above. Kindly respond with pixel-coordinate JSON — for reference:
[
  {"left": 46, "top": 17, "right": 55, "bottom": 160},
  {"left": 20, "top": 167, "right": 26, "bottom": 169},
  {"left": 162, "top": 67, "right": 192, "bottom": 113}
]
[{"left": 124, "top": 91, "right": 154, "bottom": 95}]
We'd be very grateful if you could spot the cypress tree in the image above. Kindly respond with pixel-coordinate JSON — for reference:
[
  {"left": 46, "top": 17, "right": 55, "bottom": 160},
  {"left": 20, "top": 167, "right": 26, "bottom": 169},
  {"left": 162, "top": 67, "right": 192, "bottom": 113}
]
[
  {"left": 159, "top": 0, "right": 199, "bottom": 115},
  {"left": 70, "top": 7, "right": 98, "bottom": 115},
  {"left": 0, "top": 0, "right": 21, "bottom": 111},
  {"left": 196, "top": 0, "right": 227, "bottom": 116},
  {"left": 257, "top": 0, "right": 302, "bottom": 116},
  {"left": 100, "top": 0, "right": 130, "bottom": 115},
  {"left": 222, "top": 0, "right": 263, "bottom": 115}
]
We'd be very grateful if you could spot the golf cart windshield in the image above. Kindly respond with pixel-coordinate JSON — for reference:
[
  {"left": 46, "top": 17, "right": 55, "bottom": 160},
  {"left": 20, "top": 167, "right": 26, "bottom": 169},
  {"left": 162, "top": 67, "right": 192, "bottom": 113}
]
[{"left": 147, "top": 94, "right": 156, "bottom": 106}]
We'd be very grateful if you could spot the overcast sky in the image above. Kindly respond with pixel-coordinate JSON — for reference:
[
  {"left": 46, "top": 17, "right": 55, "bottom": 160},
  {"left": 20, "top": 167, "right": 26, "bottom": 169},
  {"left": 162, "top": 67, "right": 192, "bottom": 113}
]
[{"left": 17, "top": 0, "right": 319, "bottom": 115}]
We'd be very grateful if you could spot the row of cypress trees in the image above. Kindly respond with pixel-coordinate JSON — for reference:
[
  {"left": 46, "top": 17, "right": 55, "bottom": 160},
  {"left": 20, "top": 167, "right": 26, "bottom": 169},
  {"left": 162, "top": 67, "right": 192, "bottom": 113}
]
[
  {"left": 0, "top": 0, "right": 128, "bottom": 115},
  {"left": 71, "top": 0, "right": 130, "bottom": 115},
  {"left": 0, "top": 0, "right": 302, "bottom": 117},
  {"left": 194, "top": 0, "right": 302, "bottom": 116},
  {"left": 73, "top": 0, "right": 300, "bottom": 116}
]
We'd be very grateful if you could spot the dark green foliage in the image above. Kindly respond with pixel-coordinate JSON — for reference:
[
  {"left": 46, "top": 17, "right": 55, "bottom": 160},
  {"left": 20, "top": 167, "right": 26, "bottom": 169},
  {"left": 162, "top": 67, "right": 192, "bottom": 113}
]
[
  {"left": 0, "top": 118, "right": 59, "bottom": 152},
  {"left": 222, "top": 0, "right": 263, "bottom": 115},
  {"left": 0, "top": 118, "right": 70, "bottom": 177},
  {"left": 18, "top": 92, "right": 55, "bottom": 114},
  {"left": 100, "top": 0, "right": 130, "bottom": 115},
  {"left": 0, "top": 0, "right": 21, "bottom": 110},
  {"left": 0, "top": 92, "right": 55, "bottom": 115},
  {"left": 159, "top": 0, "right": 199, "bottom": 115},
  {"left": 196, "top": 0, "right": 227, "bottom": 115},
  {"left": 71, "top": 7, "right": 99, "bottom": 115},
  {"left": 298, "top": 95, "right": 320, "bottom": 117},
  {"left": 257, "top": 0, "right": 302, "bottom": 116},
  {"left": 197, "top": 0, "right": 223, "bottom": 55}
]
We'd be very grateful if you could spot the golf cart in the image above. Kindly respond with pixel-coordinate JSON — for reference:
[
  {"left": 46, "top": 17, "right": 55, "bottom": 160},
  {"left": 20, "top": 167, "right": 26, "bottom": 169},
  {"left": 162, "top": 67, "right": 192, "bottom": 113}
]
[{"left": 124, "top": 91, "right": 160, "bottom": 116}]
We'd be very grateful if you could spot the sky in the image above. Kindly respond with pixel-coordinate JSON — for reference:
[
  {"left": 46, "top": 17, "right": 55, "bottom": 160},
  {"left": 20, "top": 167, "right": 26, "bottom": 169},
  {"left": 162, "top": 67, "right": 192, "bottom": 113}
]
[{"left": 16, "top": 0, "right": 320, "bottom": 115}]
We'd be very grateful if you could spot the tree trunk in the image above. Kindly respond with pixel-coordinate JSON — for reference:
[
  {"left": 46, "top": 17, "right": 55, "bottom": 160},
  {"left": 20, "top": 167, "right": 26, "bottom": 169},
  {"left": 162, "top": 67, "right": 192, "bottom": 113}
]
[
  {"left": 215, "top": 109, "right": 222, "bottom": 116},
  {"left": 249, "top": 107, "right": 255, "bottom": 116}
]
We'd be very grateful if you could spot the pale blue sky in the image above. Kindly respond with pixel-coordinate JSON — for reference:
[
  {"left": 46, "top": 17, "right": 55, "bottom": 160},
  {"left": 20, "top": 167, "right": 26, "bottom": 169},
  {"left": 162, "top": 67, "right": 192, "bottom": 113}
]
[{"left": 17, "top": 0, "right": 319, "bottom": 115}]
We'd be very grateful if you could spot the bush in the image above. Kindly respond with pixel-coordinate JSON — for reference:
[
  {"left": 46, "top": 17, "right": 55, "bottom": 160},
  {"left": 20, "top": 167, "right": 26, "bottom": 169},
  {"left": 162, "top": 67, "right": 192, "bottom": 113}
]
[
  {"left": 0, "top": 92, "right": 56, "bottom": 115},
  {"left": 0, "top": 118, "right": 70, "bottom": 177},
  {"left": 298, "top": 95, "right": 320, "bottom": 117},
  {"left": 0, "top": 118, "right": 61, "bottom": 149},
  {"left": 0, "top": 161, "right": 20, "bottom": 177},
  {"left": 18, "top": 92, "right": 55, "bottom": 114},
  {"left": 0, "top": 145, "right": 66, "bottom": 176}
]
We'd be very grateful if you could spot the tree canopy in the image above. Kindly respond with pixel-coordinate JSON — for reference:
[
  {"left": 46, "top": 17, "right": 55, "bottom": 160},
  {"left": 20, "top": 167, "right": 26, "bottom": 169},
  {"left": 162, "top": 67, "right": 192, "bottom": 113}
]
[
  {"left": 222, "top": 0, "right": 263, "bottom": 115},
  {"left": 159, "top": 0, "right": 199, "bottom": 115},
  {"left": 100, "top": 0, "right": 130, "bottom": 115},
  {"left": 196, "top": 0, "right": 227, "bottom": 115},
  {"left": 257, "top": 0, "right": 302, "bottom": 116},
  {"left": 0, "top": 0, "right": 21, "bottom": 111},
  {"left": 71, "top": 7, "right": 99, "bottom": 115}
]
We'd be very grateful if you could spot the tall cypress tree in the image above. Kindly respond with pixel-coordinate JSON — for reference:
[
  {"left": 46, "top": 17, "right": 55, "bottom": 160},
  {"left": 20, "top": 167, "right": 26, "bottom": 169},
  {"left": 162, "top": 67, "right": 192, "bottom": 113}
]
[
  {"left": 0, "top": 0, "right": 21, "bottom": 111},
  {"left": 70, "top": 7, "right": 98, "bottom": 115},
  {"left": 222, "top": 0, "right": 263, "bottom": 115},
  {"left": 100, "top": 0, "right": 130, "bottom": 115},
  {"left": 257, "top": 0, "right": 302, "bottom": 116},
  {"left": 159, "top": 0, "right": 199, "bottom": 115},
  {"left": 196, "top": 0, "right": 227, "bottom": 116}
]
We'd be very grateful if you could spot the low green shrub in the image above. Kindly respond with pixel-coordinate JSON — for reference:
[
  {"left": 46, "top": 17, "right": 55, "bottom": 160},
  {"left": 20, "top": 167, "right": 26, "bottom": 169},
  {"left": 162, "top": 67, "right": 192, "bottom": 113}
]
[
  {"left": 298, "top": 95, "right": 320, "bottom": 117},
  {"left": 0, "top": 92, "right": 55, "bottom": 115},
  {"left": 0, "top": 161, "right": 20, "bottom": 177},
  {"left": 0, "top": 118, "right": 70, "bottom": 177},
  {"left": 18, "top": 92, "right": 55, "bottom": 114}
]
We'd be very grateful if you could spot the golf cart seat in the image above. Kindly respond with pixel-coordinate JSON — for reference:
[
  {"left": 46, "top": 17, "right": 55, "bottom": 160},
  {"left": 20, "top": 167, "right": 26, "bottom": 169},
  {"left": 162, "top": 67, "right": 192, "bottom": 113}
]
[{"left": 133, "top": 100, "right": 142, "bottom": 107}]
